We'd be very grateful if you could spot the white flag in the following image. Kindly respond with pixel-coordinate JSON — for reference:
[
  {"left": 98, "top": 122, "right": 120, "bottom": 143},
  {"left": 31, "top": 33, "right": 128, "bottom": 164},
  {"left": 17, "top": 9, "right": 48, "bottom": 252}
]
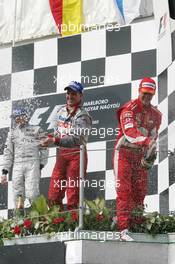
[{"left": 83, "top": 0, "right": 122, "bottom": 27}]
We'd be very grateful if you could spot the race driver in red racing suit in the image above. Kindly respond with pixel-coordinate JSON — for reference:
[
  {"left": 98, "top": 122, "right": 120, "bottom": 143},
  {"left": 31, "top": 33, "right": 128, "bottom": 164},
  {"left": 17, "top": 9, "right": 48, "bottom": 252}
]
[
  {"left": 41, "top": 81, "right": 92, "bottom": 210},
  {"left": 113, "top": 77, "right": 162, "bottom": 241}
]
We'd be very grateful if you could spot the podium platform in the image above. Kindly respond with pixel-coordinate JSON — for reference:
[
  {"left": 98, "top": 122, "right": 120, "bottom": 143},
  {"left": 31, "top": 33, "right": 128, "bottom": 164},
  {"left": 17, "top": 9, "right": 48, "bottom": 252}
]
[{"left": 1, "top": 231, "right": 175, "bottom": 264}]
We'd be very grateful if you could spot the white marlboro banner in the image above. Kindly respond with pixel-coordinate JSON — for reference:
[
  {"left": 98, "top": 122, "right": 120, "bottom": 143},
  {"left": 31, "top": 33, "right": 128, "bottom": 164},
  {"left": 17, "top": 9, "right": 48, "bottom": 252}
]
[
  {"left": 153, "top": 0, "right": 172, "bottom": 75},
  {"left": 0, "top": 0, "right": 15, "bottom": 44},
  {"left": 0, "top": 0, "right": 58, "bottom": 44}
]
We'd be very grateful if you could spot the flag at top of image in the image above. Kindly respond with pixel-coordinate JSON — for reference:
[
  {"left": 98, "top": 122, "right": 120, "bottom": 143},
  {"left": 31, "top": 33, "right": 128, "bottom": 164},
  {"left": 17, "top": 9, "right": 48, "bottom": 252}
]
[
  {"left": 49, "top": 0, "right": 83, "bottom": 37},
  {"left": 49, "top": 0, "right": 142, "bottom": 37},
  {"left": 115, "top": 0, "right": 141, "bottom": 24}
]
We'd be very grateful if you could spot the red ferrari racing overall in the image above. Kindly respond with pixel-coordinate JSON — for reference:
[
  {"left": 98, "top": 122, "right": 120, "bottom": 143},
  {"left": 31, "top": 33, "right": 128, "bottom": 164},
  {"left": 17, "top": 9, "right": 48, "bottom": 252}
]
[{"left": 113, "top": 98, "right": 162, "bottom": 231}]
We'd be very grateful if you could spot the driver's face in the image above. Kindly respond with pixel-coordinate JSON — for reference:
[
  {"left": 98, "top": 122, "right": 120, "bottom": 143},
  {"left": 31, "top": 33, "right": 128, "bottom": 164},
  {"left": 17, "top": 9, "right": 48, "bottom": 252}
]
[
  {"left": 139, "top": 92, "right": 154, "bottom": 106},
  {"left": 66, "top": 89, "right": 82, "bottom": 107},
  {"left": 15, "top": 115, "right": 28, "bottom": 126}
]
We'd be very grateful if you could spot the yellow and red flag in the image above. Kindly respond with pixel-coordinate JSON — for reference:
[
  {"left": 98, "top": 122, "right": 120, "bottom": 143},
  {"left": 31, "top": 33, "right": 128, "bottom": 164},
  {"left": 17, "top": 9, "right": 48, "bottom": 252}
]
[{"left": 49, "top": 0, "right": 83, "bottom": 37}]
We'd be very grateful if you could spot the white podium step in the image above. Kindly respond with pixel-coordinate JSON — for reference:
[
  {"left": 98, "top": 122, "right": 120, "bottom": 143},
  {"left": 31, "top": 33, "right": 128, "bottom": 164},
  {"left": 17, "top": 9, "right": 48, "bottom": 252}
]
[{"left": 65, "top": 235, "right": 175, "bottom": 264}]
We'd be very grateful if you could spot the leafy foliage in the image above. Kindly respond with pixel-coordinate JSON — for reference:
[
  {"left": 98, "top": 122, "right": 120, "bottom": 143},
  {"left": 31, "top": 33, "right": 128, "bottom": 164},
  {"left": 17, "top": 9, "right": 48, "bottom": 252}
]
[
  {"left": 0, "top": 197, "right": 112, "bottom": 245},
  {"left": 1, "top": 196, "right": 175, "bottom": 246},
  {"left": 131, "top": 211, "right": 175, "bottom": 235}
]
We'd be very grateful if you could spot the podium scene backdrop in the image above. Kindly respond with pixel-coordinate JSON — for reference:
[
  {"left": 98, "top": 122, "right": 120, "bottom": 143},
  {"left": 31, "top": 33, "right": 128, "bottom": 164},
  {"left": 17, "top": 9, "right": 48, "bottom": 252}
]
[{"left": 0, "top": 19, "right": 175, "bottom": 219}]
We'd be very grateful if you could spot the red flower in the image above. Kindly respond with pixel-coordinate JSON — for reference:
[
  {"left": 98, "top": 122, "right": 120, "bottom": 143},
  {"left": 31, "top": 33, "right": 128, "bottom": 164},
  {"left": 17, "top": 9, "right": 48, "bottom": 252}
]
[
  {"left": 96, "top": 214, "right": 105, "bottom": 222},
  {"left": 71, "top": 211, "right": 78, "bottom": 222},
  {"left": 23, "top": 219, "right": 33, "bottom": 229},
  {"left": 13, "top": 226, "right": 21, "bottom": 235},
  {"left": 52, "top": 217, "right": 65, "bottom": 224}
]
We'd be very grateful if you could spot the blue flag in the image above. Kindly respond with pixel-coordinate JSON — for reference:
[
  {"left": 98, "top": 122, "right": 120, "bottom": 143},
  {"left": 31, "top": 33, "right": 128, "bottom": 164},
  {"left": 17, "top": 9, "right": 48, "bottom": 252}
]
[{"left": 115, "top": 0, "right": 141, "bottom": 24}]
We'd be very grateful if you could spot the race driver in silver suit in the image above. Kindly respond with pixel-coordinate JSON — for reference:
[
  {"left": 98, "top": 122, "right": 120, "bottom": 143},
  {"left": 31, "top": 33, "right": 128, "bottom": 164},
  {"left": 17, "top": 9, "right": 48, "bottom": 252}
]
[{"left": 0, "top": 108, "right": 48, "bottom": 209}]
